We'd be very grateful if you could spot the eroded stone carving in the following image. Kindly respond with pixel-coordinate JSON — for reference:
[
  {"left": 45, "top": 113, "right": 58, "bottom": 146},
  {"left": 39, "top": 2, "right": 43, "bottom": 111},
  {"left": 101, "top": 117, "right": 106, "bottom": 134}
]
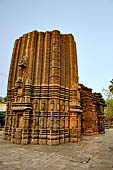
[{"left": 18, "top": 55, "right": 28, "bottom": 68}]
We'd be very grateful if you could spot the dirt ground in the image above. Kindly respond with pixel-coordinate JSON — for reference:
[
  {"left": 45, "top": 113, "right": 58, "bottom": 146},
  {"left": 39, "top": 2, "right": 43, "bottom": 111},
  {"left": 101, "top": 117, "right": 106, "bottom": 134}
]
[{"left": 0, "top": 129, "right": 113, "bottom": 170}]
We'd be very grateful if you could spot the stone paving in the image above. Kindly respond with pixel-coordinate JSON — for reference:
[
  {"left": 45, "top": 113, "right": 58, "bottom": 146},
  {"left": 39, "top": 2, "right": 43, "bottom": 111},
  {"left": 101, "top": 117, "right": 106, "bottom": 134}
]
[{"left": 0, "top": 129, "right": 113, "bottom": 170}]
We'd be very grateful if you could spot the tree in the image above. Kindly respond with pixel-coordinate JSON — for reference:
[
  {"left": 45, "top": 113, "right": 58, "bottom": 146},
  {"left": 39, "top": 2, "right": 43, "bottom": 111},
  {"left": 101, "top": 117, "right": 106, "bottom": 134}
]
[
  {"left": 0, "top": 96, "right": 6, "bottom": 103},
  {"left": 103, "top": 88, "right": 113, "bottom": 100},
  {"left": 109, "top": 79, "right": 113, "bottom": 94},
  {"left": 103, "top": 80, "right": 113, "bottom": 116},
  {"left": 0, "top": 97, "right": 6, "bottom": 127}
]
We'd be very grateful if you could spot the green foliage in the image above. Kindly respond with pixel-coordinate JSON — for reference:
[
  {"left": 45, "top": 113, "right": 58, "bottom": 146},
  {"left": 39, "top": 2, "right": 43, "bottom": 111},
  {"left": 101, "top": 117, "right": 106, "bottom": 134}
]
[
  {"left": 104, "top": 99, "right": 113, "bottom": 116},
  {"left": 102, "top": 88, "right": 113, "bottom": 100},
  {"left": 103, "top": 79, "right": 113, "bottom": 116},
  {"left": 0, "top": 111, "right": 5, "bottom": 127},
  {"left": 109, "top": 79, "right": 113, "bottom": 94},
  {"left": 0, "top": 96, "right": 6, "bottom": 102}
]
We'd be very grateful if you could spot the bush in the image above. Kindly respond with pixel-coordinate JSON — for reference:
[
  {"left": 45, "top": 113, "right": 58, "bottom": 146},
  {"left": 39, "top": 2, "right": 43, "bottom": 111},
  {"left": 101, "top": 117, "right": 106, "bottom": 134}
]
[
  {"left": 104, "top": 99, "right": 113, "bottom": 116},
  {"left": 102, "top": 87, "right": 113, "bottom": 116},
  {"left": 0, "top": 111, "right": 5, "bottom": 127}
]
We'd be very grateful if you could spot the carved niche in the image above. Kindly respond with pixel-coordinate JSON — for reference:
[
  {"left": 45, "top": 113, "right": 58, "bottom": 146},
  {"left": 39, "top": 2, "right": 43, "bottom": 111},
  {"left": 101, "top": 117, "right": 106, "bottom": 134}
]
[{"left": 18, "top": 55, "right": 28, "bottom": 69}]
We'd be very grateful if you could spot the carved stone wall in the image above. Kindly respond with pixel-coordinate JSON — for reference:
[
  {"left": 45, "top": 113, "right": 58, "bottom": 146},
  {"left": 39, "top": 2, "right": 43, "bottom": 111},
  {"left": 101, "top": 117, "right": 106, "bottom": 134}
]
[
  {"left": 3, "top": 30, "right": 82, "bottom": 145},
  {"left": 92, "top": 93, "right": 105, "bottom": 134},
  {"left": 79, "top": 84, "right": 105, "bottom": 135}
]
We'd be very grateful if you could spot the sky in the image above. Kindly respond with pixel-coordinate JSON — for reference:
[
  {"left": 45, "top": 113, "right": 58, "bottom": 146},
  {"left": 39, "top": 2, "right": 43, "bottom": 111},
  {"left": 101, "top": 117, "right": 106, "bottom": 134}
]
[{"left": 0, "top": 0, "right": 113, "bottom": 98}]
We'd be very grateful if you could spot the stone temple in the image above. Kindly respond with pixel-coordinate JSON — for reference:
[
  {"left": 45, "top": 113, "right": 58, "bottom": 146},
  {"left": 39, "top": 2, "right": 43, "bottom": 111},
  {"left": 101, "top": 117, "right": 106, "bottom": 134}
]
[{"left": 3, "top": 30, "right": 106, "bottom": 145}]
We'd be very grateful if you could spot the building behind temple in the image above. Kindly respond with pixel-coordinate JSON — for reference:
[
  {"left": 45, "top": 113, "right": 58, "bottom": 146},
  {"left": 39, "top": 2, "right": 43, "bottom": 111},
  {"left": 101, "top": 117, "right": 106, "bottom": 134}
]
[{"left": 3, "top": 30, "right": 106, "bottom": 145}]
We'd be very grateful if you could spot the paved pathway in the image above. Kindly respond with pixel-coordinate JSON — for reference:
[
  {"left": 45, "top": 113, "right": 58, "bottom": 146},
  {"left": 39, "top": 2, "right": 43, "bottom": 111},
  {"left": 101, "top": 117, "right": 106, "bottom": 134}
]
[{"left": 0, "top": 129, "right": 113, "bottom": 170}]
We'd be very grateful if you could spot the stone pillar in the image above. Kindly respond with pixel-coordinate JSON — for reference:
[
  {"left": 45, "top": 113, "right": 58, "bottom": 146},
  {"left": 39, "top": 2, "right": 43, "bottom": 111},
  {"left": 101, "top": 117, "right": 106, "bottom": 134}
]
[
  {"left": 68, "top": 34, "right": 81, "bottom": 142},
  {"left": 59, "top": 34, "right": 66, "bottom": 144},
  {"left": 4, "top": 39, "right": 20, "bottom": 140},
  {"left": 47, "top": 30, "right": 61, "bottom": 145},
  {"left": 38, "top": 31, "right": 51, "bottom": 145},
  {"left": 64, "top": 35, "right": 70, "bottom": 143}
]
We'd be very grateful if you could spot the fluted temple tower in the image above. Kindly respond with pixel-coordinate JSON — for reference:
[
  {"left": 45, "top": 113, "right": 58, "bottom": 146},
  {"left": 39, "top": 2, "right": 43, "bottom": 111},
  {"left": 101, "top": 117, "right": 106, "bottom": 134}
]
[{"left": 4, "top": 30, "right": 82, "bottom": 145}]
